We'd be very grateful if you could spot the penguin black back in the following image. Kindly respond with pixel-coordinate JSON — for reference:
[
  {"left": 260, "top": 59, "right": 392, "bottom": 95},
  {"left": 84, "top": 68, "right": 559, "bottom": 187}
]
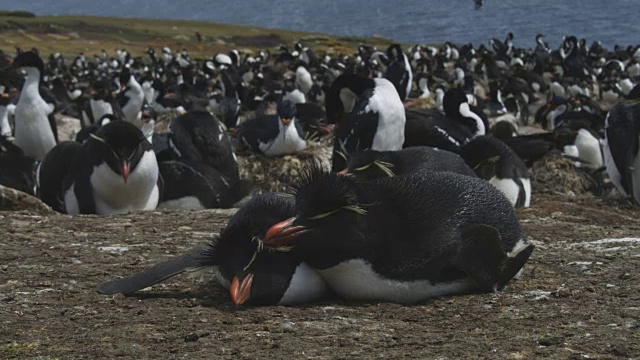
[{"left": 343, "top": 147, "right": 476, "bottom": 179}]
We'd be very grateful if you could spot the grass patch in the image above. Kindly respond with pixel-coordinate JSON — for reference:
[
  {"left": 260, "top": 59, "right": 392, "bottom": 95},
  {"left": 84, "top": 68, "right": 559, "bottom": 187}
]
[{"left": 0, "top": 14, "right": 397, "bottom": 58}]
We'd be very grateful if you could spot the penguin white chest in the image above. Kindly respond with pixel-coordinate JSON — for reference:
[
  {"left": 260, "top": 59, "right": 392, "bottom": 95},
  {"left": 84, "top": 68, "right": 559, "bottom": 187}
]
[
  {"left": 318, "top": 259, "right": 473, "bottom": 304},
  {"left": 90, "top": 151, "right": 159, "bottom": 214},
  {"left": 90, "top": 100, "right": 113, "bottom": 123},
  {"left": 278, "top": 263, "right": 329, "bottom": 305},
  {"left": 368, "top": 79, "right": 405, "bottom": 151},
  {"left": 259, "top": 122, "right": 306, "bottom": 156},
  {"left": 14, "top": 96, "right": 56, "bottom": 161}
]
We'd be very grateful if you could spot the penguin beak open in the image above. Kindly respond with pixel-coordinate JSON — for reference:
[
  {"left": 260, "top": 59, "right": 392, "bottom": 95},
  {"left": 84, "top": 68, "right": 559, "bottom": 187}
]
[
  {"left": 120, "top": 161, "right": 130, "bottom": 183},
  {"left": 230, "top": 273, "right": 254, "bottom": 306},
  {"left": 263, "top": 217, "right": 308, "bottom": 247}
]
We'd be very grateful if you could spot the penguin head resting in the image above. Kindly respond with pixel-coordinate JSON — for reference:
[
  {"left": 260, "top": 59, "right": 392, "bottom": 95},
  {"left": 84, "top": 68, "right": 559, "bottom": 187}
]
[
  {"left": 263, "top": 166, "right": 367, "bottom": 262},
  {"left": 88, "top": 121, "right": 150, "bottom": 183},
  {"left": 200, "top": 193, "right": 309, "bottom": 306}
]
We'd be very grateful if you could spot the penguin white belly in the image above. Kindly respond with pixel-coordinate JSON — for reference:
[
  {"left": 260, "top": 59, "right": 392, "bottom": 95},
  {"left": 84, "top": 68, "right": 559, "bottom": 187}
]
[
  {"left": 279, "top": 263, "right": 328, "bottom": 305},
  {"left": 368, "top": 79, "right": 405, "bottom": 151},
  {"left": 122, "top": 95, "right": 143, "bottom": 127},
  {"left": 157, "top": 196, "right": 205, "bottom": 211},
  {"left": 90, "top": 100, "right": 113, "bottom": 123},
  {"left": 603, "top": 137, "right": 625, "bottom": 196},
  {"left": 0, "top": 106, "right": 11, "bottom": 137},
  {"left": 318, "top": 259, "right": 474, "bottom": 304},
  {"left": 259, "top": 123, "right": 306, "bottom": 156},
  {"left": 489, "top": 176, "right": 522, "bottom": 207},
  {"left": 522, "top": 178, "right": 532, "bottom": 207},
  {"left": 14, "top": 99, "right": 56, "bottom": 161},
  {"left": 64, "top": 184, "right": 80, "bottom": 214},
  {"left": 91, "top": 151, "right": 159, "bottom": 214}
]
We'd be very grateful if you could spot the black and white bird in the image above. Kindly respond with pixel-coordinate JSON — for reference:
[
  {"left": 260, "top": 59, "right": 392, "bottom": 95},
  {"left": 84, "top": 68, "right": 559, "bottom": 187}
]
[
  {"left": 460, "top": 136, "right": 531, "bottom": 208},
  {"left": 96, "top": 194, "right": 328, "bottom": 306},
  {"left": 603, "top": 100, "right": 640, "bottom": 204},
  {"left": 403, "top": 89, "right": 486, "bottom": 151},
  {"left": 326, "top": 74, "right": 405, "bottom": 171},
  {"left": 12, "top": 51, "right": 58, "bottom": 161},
  {"left": 117, "top": 68, "right": 145, "bottom": 127},
  {"left": 383, "top": 44, "right": 413, "bottom": 102},
  {"left": 82, "top": 78, "right": 118, "bottom": 127},
  {"left": 0, "top": 91, "right": 13, "bottom": 138},
  {"left": 39, "top": 121, "right": 159, "bottom": 214},
  {"left": 157, "top": 158, "right": 252, "bottom": 210},
  {"left": 262, "top": 168, "right": 534, "bottom": 303},
  {"left": 237, "top": 100, "right": 307, "bottom": 156},
  {"left": 0, "top": 135, "right": 35, "bottom": 195},
  {"left": 340, "top": 146, "right": 476, "bottom": 179}
]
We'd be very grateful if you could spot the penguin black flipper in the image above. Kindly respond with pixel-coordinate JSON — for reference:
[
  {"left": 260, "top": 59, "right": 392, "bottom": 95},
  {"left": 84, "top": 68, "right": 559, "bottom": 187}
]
[
  {"left": 96, "top": 248, "right": 204, "bottom": 295},
  {"left": 48, "top": 113, "right": 59, "bottom": 143},
  {"left": 67, "top": 166, "right": 97, "bottom": 214},
  {"left": 38, "top": 141, "right": 83, "bottom": 212},
  {"left": 455, "top": 224, "right": 533, "bottom": 292}
]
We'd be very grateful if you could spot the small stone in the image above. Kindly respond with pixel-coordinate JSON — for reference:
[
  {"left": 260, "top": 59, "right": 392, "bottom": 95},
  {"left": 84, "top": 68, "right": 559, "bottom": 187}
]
[
  {"left": 184, "top": 333, "right": 199, "bottom": 342},
  {"left": 538, "top": 336, "right": 563, "bottom": 346},
  {"left": 178, "top": 226, "right": 192, "bottom": 231},
  {"left": 71, "top": 258, "right": 82, "bottom": 265},
  {"left": 281, "top": 321, "right": 295, "bottom": 332}
]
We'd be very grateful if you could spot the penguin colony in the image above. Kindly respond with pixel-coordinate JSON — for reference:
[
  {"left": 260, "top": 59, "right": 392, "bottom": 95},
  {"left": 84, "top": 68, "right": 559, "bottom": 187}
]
[{"left": 2, "top": 32, "right": 640, "bottom": 306}]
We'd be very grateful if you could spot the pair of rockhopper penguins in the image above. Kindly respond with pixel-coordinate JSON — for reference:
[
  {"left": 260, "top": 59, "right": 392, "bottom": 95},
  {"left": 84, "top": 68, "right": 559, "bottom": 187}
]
[{"left": 98, "top": 79, "right": 535, "bottom": 306}]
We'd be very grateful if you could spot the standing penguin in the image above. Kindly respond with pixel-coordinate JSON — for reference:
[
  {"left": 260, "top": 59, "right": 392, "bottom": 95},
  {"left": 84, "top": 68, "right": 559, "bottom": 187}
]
[
  {"left": 384, "top": 44, "right": 413, "bottom": 102},
  {"left": 326, "top": 74, "right": 405, "bottom": 171},
  {"left": 39, "top": 121, "right": 159, "bottom": 214},
  {"left": 12, "top": 51, "right": 58, "bottom": 161},
  {"left": 117, "top": 68, "right": 145, "bottom": 127},
  {"left": 262, "top": 168, "right": 534, "bottom": 303},
  {"left": 603, "top": 100, "right": 640, "bottom": 204},
  {"left": 96, "top": 194, "right": 328, "bottom": 306}
]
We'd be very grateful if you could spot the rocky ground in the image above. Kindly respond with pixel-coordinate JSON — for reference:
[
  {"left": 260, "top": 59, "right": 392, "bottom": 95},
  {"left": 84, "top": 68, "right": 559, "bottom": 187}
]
[{"left": 1, "top": 193, "right": 639, "bottom": 359}]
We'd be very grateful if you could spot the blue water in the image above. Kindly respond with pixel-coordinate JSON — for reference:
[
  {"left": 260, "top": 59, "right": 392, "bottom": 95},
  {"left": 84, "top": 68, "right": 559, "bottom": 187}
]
[{"left": 1, "top": 0, "right": 637, "bottom": 49}]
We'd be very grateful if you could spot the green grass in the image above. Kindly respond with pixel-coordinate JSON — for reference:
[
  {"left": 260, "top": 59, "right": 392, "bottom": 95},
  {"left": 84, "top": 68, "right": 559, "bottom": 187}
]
[{"left": 0, "top": 14, "right": 398, "bottom": 58}]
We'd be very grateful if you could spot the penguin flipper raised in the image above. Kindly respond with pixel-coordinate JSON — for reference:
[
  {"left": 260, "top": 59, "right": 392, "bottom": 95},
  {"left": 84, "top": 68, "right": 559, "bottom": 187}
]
[{"left": 96, "top": 247, "right": 205, "bottom": 295}]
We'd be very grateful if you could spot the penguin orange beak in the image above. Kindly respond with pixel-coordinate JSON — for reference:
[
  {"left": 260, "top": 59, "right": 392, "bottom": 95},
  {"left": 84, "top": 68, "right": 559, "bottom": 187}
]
[
  {"left": 280, "top": 117, "right": 292, "bottom": 126},
  {"left": 336, "top": 169, "right": 350, "bottom": 176},
  {"left": 263, "top": 217, "right": 308, "bottom": 247},
  {"left": 120, "top": 161, "right": 130, "bottom": 183},
  {"left": 230, "top": 273, "right": 254, "bottom": 306}
]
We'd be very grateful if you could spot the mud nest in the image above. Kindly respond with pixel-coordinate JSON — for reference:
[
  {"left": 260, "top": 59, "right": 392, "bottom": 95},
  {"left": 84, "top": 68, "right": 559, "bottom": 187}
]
[
  {"left": 530, "top": 151, "right": 590, "bottom": 195},
  {"left": 236, "top": 140, "right": 333, "bottom": 194}
]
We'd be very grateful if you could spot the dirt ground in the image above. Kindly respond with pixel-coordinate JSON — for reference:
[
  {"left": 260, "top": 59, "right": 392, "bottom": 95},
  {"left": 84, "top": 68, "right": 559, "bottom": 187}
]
[{"left": 1, "top": 193, "right": 639, "bottom": 359}]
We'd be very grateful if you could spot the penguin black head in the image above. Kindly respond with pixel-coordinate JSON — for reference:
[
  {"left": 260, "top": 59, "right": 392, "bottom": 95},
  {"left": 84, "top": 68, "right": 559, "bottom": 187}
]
[
  {"left": 263, "top": 166, "right": 365, "bottom": 255},
  {"left": 200, "top": 193, "right": 307, "bottom": 306},
  {"left": 118, "top": 68, "right": 132, "bottom": 90},
  {"left": 277, "top": 100, "right": 297, "bottom": 126},
  {"left": 13, "top": 51, "right": 45, "bottom": 74},
  {"left": 443, "top": 88, "right": 470, "bottom": 118},
  {"left": 88, "top": 121, "right": 150, "bottom": 183}
]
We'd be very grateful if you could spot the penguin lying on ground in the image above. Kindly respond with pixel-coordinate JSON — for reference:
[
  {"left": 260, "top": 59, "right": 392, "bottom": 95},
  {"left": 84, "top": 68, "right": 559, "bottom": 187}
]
[
  {"left": 262, "top": 167, "right": 534, "bottom": 304},
  {"left": 96, "top": 193, "right": 328, "bottom": 306},
  {"left": 340, "top": 146, "right": 476, "bottom": 179},
  {"left": 460, "top": 135, "right": 531, "bottom": 208}
]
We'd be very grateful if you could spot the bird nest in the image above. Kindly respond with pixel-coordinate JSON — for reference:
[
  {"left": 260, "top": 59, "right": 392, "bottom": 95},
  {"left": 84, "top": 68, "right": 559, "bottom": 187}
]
[
  {"left": 236, "top": 139, "right": 333, "bottom": 194},
  {"left": 530, "top": 151, "right": 590, "bottom": 195}
]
